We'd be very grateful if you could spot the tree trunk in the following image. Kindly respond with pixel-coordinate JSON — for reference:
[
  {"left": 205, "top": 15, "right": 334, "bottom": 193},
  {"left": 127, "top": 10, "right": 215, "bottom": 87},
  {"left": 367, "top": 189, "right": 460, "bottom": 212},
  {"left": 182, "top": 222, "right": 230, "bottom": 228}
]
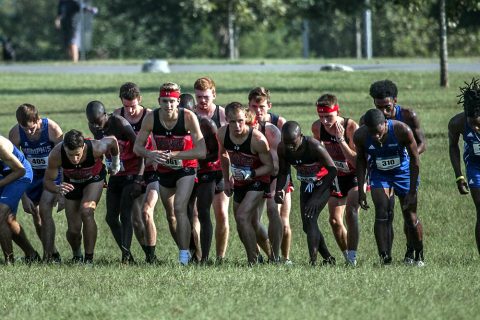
[
  {"left": 439, "top": 0, "right": 448, "bottom": 87},
  {"left": 228, "top": 1, "right": 236, "bottom": 60}
]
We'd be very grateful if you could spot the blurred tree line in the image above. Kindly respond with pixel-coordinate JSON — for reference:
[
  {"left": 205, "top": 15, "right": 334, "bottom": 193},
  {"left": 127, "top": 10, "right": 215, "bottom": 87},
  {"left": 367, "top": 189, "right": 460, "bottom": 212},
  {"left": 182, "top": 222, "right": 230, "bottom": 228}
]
[{"left": 0, "top": 0, "right": 479, "bottom": 61}]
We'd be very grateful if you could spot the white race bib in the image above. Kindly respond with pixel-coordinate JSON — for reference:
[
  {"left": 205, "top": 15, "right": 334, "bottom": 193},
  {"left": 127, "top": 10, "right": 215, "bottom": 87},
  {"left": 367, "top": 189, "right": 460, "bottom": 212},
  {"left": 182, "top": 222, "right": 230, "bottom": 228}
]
[
  {"left": 376, "top": 156, "right": 401, "bottom": 170},
  {"left": 105, "top": 159, "right": 125, "bottom": 172},
  {"left": 231, "top": 165, "right": 252, "bottom": 181},
  {"left": 297, "top": 173, "right": 319, "bottom": 183},
  {"left": 27, "top": 156, "right": 48, "bottom": 169},
  {"left": 334, "top": 160, "right": 350, "bottom": 173},
  {"left": 164, "top": 158, "right": 183, "bottom": 170},
  {"left": 473, "top": 142, "right": 480, "bottom": 156}
]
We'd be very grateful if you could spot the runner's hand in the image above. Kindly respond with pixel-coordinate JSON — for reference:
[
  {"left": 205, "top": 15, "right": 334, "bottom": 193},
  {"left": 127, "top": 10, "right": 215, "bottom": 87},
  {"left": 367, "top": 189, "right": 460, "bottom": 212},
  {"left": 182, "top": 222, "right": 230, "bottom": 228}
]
[
  {"left": 359, "top": 191, "right": 369, "bottom": 210},
  {"left": 274, "top": 190, "right": 285, "bottom": 204},
  {"left": 457, "top": 178, "right": 470, "bottom": 195},
  {"left": 21, "top": 196, "right": 37, "bottom": 215}
]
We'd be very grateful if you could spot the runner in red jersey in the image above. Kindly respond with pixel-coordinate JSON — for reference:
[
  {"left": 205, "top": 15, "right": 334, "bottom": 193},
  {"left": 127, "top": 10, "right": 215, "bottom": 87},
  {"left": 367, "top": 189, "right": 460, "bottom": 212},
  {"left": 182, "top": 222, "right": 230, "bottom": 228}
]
[
  {"left": 44, "top": 129, "right": 119, "bottom": 264},
  {"left": 194, "top": 77, "right": 229, "bottom": 262},
  {"left": 134, "top": 82, "right": 206, "bottom": 265},
  {"left": 275, "top": 121, "right": 337, "bottom": 266},
  {"left": 218, "top": 102, "right": 274, "bottom": 265},
  {"left": 113, "top": 82, "right": 154, "bottom": 263},
  {"left": 181, "top": 93, "right": 219, "bottom": 263},
  {"left": 86, "top": 100, "right": 144, "bottom": 264},
  {"left": 312, "top": 94, "right": 361, "bottom": 266}
]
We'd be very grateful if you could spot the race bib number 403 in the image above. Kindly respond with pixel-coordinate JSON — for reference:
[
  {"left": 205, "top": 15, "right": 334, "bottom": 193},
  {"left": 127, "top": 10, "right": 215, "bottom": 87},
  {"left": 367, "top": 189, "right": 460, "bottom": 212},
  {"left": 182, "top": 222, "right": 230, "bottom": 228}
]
[
  {"left": 376, "top": 156, "right": 401, "bottom": 170},
  {"left": 28, "top": 156, "right": 48, "bottom": 169}
]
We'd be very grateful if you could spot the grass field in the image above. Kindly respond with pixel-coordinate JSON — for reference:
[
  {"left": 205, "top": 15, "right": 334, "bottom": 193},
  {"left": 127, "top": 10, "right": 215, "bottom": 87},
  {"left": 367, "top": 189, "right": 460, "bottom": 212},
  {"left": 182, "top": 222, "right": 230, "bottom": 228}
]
[{"left": 1, "top": 69, "right": 480, "bottom": 319}]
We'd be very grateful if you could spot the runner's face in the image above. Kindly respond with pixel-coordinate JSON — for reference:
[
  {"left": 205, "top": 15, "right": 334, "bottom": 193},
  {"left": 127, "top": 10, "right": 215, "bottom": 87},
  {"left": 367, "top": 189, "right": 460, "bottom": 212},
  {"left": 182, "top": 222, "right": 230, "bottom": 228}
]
[
  {"left": 121, "top": 98, "right": 142, "bottom": 117},
  {"left": 374, "top": 97, "right": 396, "bottom": 119},
  {"left": 283, "top": 134, "right": 302, "bottom": 152},
  {"left": 159, "top": 97, "right": 179, "bottom": 113},
  {"left": 64, "top": 145, "right": 85, "bottom": 164},
  {"left": 467, "top": 116, "right": 480, "bottom": 134},
  {"left": 88, "top": 113, "right": 107, "bottom": 130},
  {"left": 20, "top": 120, "right": 40, "bottom": 136},
  {"left": 227, "top": 110, "right": 247, "bottom": 136},
  {"left": 317, "top": 111, "right": 337, "bottom": 128},
  {"left": 195, "top": 89, "right": 215, "bottom": 111},
  {"left": 248, "top": 98, "right": 270, "bottom": 122},
  {"left": 367, "top": 121, "right": 387, "bottom": 143}
]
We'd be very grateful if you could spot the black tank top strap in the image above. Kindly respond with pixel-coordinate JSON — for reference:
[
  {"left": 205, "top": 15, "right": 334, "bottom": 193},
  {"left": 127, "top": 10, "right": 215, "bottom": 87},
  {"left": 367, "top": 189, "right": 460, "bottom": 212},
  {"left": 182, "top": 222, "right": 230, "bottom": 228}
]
[
  {"left": 212, "top": 105, "right": 222, "bottom": 128},
  {"left": 343, "top": 118, "right": 350, "bottom": 144},
  {"left": 224, "top": 126, "right": 253, "bottom": 154},
  {"left": 268, "top": 112, "right": 280, "bottom": 127},
  {"left": 120, "top": 107, "right": 125, "bottom": 118},
  {"left": 84, "top": 139, "right": 94, "bottom": 163},
  {"left": 152, "top": 108, "right": 163, "bottom": 135}
]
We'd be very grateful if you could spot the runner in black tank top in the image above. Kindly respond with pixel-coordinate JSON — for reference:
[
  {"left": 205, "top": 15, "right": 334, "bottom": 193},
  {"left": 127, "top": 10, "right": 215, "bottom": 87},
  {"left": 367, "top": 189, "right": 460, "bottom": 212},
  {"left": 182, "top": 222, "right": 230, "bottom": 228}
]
[
  {"left": 276, "top": 121, "right": 337, "bottom": 265},
  {"left": 313, "top": 95, "right": 361, "bottom": 266}
]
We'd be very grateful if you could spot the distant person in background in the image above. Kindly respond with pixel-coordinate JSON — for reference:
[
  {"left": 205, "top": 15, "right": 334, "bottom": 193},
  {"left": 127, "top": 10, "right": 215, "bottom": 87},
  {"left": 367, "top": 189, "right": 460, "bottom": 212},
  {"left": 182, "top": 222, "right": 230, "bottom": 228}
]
[
  {"left": 1, "top": 37, "right": 16, "bottom": 62},
  {"left": 448, "top": 78, "right": 480, "bottom": 255},
  {"left": 55, "top": 0, "right": 97, "bottom": 62}
]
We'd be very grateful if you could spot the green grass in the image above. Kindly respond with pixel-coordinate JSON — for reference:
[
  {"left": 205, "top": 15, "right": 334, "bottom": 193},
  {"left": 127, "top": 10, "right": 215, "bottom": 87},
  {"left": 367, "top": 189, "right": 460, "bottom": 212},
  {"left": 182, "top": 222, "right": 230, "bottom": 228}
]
[{"left": 1, "top": 70, "right": 480, "bottom": 319}]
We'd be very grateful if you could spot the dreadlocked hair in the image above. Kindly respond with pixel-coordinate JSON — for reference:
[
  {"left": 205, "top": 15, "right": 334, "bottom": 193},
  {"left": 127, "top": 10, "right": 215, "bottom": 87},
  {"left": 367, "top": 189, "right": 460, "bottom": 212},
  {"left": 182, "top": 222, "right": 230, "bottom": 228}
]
[{"left": 458, "top": 78, "right": 480, "bottom": 118}]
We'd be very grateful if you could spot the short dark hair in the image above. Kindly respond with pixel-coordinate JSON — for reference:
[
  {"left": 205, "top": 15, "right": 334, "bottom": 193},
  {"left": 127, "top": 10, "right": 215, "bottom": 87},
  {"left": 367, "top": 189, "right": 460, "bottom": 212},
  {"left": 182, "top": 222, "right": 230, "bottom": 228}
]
[
  {"left": 179, "top": 93, "right": 196, "bottom": 111},
  {"left": 119, "top": 82, "right": 141, "bottom": 100},
  {"left": 458, "top": 78, "right": 480, "bottom": 118},
  {"left": 64, "top": 129, "right": 84, "bottom": 150},
  {"left": 225, "top": 102, "right": 246, "bottom": 119},
  {"left": 316, "top": 94, "right": 338, "bottom": 107},
  {"left": 282, "top": 121, "right": 302, "bottom": 139},
  {"left": 369, "top": 80, "right": 398, "bottom": 99},
  {"left": 248, "top": 87, "right": 271, "bottom": 104},
  {"left": 16, "top": 103, "right": 39, "bottom": 127},
  {"left": 86, "top": 100, "right": 106, "bottom": 120},
  {"left": 364, "top": 109, "right": 386, "bottom": 128}
]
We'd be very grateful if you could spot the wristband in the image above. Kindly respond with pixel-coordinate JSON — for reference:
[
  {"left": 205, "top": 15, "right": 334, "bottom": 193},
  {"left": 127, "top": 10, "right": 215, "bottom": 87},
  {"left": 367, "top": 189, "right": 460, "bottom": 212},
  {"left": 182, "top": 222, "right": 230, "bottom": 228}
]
[
  {"left": 336, "top": 137, "right": 345, "bottom": 143},
  {"left": 456, "top": 176, "right": 465, "bottom": 182}
]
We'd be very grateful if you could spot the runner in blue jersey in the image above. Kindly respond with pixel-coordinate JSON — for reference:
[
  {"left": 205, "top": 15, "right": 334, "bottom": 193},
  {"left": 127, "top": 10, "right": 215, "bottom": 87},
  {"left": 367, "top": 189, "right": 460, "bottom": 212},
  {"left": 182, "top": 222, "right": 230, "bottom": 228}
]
[
  {"left": 367, "top": 79, "right": 427, "bottom": 265},
  {"left": 0, "top": 135, "right": 40, "bottom": 264},
  {"left": 448, "top": 78, "right": 480, "bottom": 255},
  {"left": 9, "top": 103, "right": 63, "bottom": 262},
  {"left": 354, "top": 109, "right": 424, "bottom": 266}
]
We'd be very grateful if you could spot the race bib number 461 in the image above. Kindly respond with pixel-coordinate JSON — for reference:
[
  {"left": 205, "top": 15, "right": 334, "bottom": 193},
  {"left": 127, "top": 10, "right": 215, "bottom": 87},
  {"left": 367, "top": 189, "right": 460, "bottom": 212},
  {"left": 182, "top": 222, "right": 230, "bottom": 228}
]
[
  {"left": 164, "top": 158, "right": 183, "bottom": 169},
  {"left": 376, "top": 156, "right": 401, "bottom": 170}
]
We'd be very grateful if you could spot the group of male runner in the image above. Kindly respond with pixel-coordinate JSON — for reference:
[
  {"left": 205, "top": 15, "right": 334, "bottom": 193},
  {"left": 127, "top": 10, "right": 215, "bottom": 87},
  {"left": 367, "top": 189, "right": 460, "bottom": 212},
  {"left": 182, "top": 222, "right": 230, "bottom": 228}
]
[{"left": 0, "top": 77, "right": 442, "bottom": 267}]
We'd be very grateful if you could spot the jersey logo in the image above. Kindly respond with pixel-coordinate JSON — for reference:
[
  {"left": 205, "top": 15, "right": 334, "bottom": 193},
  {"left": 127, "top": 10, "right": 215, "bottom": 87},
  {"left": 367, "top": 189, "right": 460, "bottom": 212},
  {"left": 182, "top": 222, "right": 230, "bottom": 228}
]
[
  {"left": 40, "top": 141, "right": 47, "bottom": 146},
  {"left": 234, "top": 145, "right": 240, "bottom": 151},
  {"left": 470, "top": 179, "right": 474, "bottom": 184},
  {"left": 467, "top": 132, "right": 474, "bottom": 138},
  {"left": 369, "top": 145, "right": 375, "bottom": 150},
  {"left": 24, "top": 142, "right": 29, "bottom": 147}
]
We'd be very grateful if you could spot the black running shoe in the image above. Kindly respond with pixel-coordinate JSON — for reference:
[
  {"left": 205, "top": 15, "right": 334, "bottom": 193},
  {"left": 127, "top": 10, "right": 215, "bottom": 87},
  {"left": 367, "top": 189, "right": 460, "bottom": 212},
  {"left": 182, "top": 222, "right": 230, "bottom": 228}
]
[
  {"left": 322, "top": 256, "right": 336, "bottom": 266},
  {"left": 25, "top": 251, "right": 42, "bottom": 264},
  {"left": 403, "top": 246, "right": 415, "bottom": 265},
  {"left": 145, "top": 254, "right": 158, "bottom": 264},
  {"left": 380, "top": 254, "right": 392, "bottom": 265},
  {"left": 121, "top": 251, "right": 135, "bottom": 264},
  {"left": 71, "top": 255, "right": 84, "bottom": 264}
]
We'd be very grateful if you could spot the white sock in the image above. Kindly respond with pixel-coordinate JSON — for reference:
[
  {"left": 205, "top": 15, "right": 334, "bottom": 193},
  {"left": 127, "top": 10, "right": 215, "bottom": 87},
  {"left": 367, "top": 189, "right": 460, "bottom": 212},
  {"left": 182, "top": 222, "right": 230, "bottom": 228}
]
[{"left": 179, "top": 250, "right": 190, "bottom": 265}]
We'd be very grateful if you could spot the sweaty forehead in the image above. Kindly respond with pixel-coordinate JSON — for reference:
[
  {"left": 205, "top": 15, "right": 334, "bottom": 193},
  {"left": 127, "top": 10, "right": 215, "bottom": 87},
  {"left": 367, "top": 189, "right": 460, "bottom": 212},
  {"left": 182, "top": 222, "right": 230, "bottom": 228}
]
[{"left": 374, "top": 97, "right": 394, "bottom": 107}]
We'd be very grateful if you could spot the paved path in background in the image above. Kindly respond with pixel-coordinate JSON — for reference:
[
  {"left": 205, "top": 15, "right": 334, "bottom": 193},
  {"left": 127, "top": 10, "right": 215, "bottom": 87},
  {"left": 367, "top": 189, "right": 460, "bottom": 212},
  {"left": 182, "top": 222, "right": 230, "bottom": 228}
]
[{"left": 0, "top": 62, "right": 479, "bottom": 74}]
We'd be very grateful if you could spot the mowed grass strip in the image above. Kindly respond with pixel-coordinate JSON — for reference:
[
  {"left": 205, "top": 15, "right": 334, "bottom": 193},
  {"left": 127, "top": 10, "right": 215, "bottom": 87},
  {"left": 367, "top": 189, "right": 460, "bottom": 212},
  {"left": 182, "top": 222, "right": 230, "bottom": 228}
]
[{"left": 0, "top": 70, "right": 479, "bottom": 320}]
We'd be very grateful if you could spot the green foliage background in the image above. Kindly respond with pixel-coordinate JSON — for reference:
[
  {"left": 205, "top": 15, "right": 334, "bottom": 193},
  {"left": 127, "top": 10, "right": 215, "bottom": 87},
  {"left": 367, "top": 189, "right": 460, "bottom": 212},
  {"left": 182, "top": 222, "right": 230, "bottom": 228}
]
[{"left": 0, "top": 0, "right": 480, "bottom": 61}]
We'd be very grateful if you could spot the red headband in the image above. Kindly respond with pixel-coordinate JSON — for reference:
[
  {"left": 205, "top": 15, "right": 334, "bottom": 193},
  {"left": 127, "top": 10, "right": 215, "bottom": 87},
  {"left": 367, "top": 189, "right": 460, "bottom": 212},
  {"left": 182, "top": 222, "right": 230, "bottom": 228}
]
[
  {"left": 316, "top": 104, "right": 339, "bottom": 113},
  {"left": 160, "top": 90, "right": 181, "bottom": 99}
]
